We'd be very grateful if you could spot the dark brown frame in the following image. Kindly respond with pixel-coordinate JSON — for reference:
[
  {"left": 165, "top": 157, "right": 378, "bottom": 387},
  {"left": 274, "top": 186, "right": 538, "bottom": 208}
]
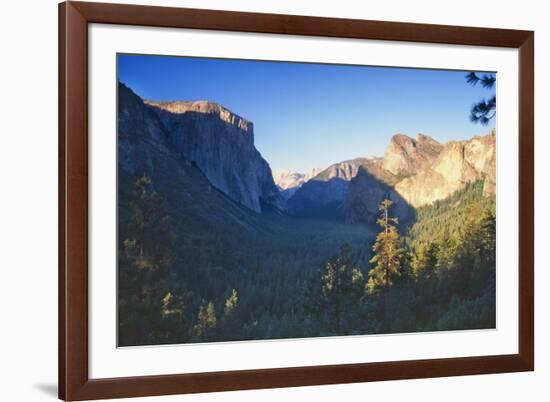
[{"left": 59, "top": 1, "right": 534, "bottom": 400}]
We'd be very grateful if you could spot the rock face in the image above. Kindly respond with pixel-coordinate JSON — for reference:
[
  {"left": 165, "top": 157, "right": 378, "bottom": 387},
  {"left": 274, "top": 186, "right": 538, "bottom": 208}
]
[
  {"left": 288, "top": 158, "right": 396, "bottom": 218},
  {"left": 289, "top": 131, "right": 495, "bottom": 222},
  {"left": 119, "top": 83, "right": 284, "bottom": 213},
  {"left": 465, "top": 131, "right": 496, "bottom": 196},
  {"left": 118, "top": 83, "right": 266, "bottom": 237},
  {"left": 118, "top": 83, "right": 173, "bottom": 178},
  {"left": 288, "top": 159, "right": 363, "bottom": 217},
  {"left": 344, "top": 166, "right": 414, "bottom": 225},
  {"left": 119, "top": 80, "right": 495, "bottom": 221},
  {"left": 141, "top": 96, "right": 283, "bottom": 213},
  {"left": 273, "top": 168, "right": 321, "bottom": 200},
  {"left": 145, "top": 100, "right": 252, "bottom": 132},
  {"left": 395, "top": 131, "right": 496, "bottom": 207},
  {"left": 382, "top": 133, "right": 443, "bottom": 176}
]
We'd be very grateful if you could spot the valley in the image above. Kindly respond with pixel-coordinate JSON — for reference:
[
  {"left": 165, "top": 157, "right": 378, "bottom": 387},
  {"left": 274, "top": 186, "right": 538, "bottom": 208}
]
[{"left": 117, "top": 82, "right": 496, "bottom": 346}]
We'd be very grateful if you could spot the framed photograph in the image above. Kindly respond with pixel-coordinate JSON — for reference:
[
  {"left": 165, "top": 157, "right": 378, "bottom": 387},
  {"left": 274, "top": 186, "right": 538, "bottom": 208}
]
[{"left": 59, "top": 1, "right": 534, "bottom": 400}]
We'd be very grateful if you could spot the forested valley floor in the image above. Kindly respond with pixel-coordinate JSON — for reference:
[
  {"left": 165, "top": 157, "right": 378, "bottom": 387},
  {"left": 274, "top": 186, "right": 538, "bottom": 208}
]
[{"left": 118, "top": 170, "right": 495, "bottom": 347}]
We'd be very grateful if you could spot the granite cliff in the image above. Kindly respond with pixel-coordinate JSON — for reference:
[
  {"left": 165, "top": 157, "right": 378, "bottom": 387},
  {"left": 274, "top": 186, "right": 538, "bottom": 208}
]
[
  {"left": 289, "top": 131, "right": 495, "bottom": 223},
  {"left": 382, "top": 133, "right": 443, "bottom": 177},
  {"left": 119, "top": 80, "right": 495, "bottom": 223},
  {"left": 119, "top": 83, "right": 284, "bottom": 213},
  {"left": 394, "top": 131, "right": 496, "bottom": 207}
]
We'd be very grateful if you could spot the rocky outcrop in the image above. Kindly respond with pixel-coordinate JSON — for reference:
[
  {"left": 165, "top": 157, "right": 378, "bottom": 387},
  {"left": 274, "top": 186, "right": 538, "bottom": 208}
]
[
  {"left": 141, "top": 93, "right": 283, "bottom": 213},
  {"left": 395, "top": 131, "right": 496, "bottom": 207},
  {"left": 382, "top": 133, "right": 443, "bottom": 177},
  {"left": 119, "top": 82, "right": 284, "bottom": 213}
]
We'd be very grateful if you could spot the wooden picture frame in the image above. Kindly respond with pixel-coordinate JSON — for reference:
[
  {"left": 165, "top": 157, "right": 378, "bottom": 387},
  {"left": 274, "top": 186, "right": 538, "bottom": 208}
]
[{"left": 59, "top": 1, "right": 534, "bottom": 400}]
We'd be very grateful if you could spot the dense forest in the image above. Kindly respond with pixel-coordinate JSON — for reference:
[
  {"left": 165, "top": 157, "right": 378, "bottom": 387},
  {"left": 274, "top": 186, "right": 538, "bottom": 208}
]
[{"left": 118, "top": 173, "right": 495, "bottom": 346}]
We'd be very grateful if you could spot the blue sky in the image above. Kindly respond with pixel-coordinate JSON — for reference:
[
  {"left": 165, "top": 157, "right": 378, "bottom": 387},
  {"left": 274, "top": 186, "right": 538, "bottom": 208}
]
[{"left": 118, "top": 54, "right": 496, "bottom": 173}]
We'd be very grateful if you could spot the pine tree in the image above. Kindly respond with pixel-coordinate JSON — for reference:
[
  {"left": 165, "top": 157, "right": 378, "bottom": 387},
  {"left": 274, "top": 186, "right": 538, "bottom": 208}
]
[
  {"left": 304, "top": 244, "right": 365, "bottom": 335},
  {"left": 193, "top": 300, "right": 217, "bottom": 341},
  {"left": 466, "top": 72, "right": 496, "bottom": 125},
  {"left": 118, "top": 175, "right": 180, "bottom": 345},
  {"left": 367, "top": 199, "right": 402, "bottom": 332},
  {"left": 223, "top": 289, "right": 239, "bottom": 318},
  {"left": 411, "top": 242, "right": 439, "bottom": 277},
  {"left": 218, "top": 289, "right": 242, "bottom": 339},
  {"left": 410, "top": 242, "right": 440, "bottom": 326},
  {"left": 368, "top": 199, "right": 402, "bottom": 293}
]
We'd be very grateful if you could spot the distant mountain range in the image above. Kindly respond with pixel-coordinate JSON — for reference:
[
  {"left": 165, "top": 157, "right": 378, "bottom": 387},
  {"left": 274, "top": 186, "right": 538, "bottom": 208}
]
[
  {"left": 118, "top": 82, "right": 495, "bottom": 226},
  {"left": 272, "top": 168, "right": 322, "bottom": 200},
  {"left": 285, "top": 131, "right": 495, "bottom": 223}
]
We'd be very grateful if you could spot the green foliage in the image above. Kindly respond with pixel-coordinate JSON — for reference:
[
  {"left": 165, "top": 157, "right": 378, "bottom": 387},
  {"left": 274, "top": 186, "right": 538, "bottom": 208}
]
[
  {"left": 402, "top": 181, "right": 496, "bottom": 331},
  {"left": 466, "top": 72, "right": 496, "bottom": 125},
  {"left": 367, "top": 199, "right": 402, "bottom": 294},
  {"left": 406, "top": 181, "right": 495, "bottom": 245},
  {"left": 436, "top": 286, "right": 495, "bottom": 330},
  {"left": 118, "top": 172, "right": 496, "bottom": 344},
  {"left": 304, "top": 245, "right": 366, "bottom": 335},
  {"left": 224, "top": 289, "right": 239, "bottom": 318},
  {"left": 193, "top": 300, "right": 217, "bottom": 340},
  {"left": 118, "top": 175, "right": 191, "bottom": 346},
  {"left": 161, "top": 292, "right": 182, "bottom": 318}
]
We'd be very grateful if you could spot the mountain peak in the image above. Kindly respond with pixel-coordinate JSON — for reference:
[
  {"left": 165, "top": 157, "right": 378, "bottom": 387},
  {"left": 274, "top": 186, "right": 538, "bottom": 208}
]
[
  {"left": 395, "top": 131, "right": 496, "bottom": 207},
  {"left": 416, "top": 133, "right": 438, "bottom": 143},
  {"left": 273, "top": 170, "right": 306, "bottom": 191},
  {"left": 273, "top": 168, "right": 322, "bottom": 200},
  {"left": 382, "top": 132, "right": 443, "bottom": 176},
  {"left": 390, "top": 133, "right": 414, "bottom": 144}
]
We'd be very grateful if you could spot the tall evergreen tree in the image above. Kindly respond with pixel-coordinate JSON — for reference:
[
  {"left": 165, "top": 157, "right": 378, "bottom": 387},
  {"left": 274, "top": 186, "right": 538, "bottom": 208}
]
[
  {"left": 223, "top": 289, "right": 239, "bottom": 318},
  {"left": 305, "top": 244, "right": 365, "bottom": 335},
  {"left": 368, "top": 199, "right": 402, "bottom": 293},
  {"left": 193, "top": 300, "right": 217, "bottom": 341},
  {"left": 367, "top": 199, "right": 402, "bottom": 331},
  {"left": 118, "top": 175, "right": 181, "bottom": 345},
  {"left": 219, "top": 289, "right": 242, "bottom": 339}
]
